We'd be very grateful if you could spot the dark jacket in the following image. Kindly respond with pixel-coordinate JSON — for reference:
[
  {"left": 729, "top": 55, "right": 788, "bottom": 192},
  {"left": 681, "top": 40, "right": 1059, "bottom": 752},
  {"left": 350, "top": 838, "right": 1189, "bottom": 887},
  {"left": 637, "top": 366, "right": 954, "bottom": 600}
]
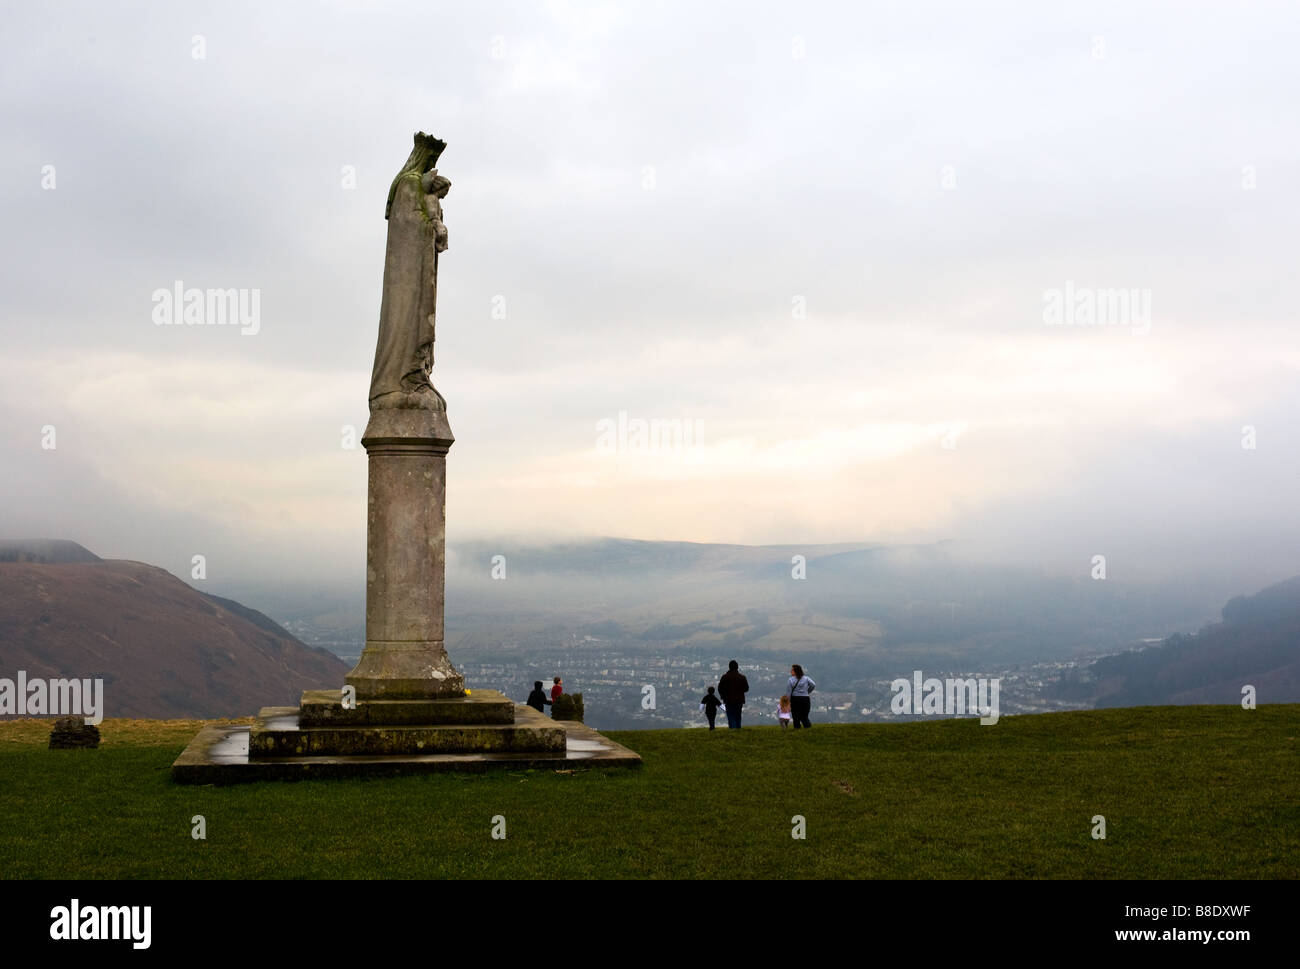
[
  {"left": 701, "top": 693, "right": 722, "bottom": 711},
  {"left": 526, "top": 688, "right": 551, "bottom": 713},
  {"left": 717, "top": 669, "right": 749, "bottom": 707}
]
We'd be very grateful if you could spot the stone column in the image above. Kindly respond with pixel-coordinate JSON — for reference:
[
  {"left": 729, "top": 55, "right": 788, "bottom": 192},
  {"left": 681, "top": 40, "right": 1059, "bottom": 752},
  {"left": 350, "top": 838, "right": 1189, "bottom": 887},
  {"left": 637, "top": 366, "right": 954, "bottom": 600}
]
[{"left": 345, "top": 408, "right": 465, "bottom": 700}]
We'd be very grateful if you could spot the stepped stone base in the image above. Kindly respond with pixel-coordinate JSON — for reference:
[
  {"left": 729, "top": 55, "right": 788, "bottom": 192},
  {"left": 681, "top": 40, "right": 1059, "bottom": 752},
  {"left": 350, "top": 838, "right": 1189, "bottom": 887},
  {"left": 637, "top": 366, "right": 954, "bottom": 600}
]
[
  {"left": 170, "top": 688, "right": 641, "bottom": 784},
  {"left": 171, "top": 712, "right": 641, "bottom": 784},
  {"left": 250, "top": 703, "right": 564, "bottom": 756}
]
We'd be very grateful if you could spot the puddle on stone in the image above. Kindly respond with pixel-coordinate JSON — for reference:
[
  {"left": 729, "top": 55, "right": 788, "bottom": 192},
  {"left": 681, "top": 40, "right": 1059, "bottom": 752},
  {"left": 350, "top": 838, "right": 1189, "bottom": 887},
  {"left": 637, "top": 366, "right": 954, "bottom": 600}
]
[{"left": 209, "top": 728, "right": 250, "bottom": 763}]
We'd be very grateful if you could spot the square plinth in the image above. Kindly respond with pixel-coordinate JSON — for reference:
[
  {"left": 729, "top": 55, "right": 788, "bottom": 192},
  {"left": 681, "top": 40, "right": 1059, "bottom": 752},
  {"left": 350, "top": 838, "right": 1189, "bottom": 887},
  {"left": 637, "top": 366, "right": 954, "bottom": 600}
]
[{"left": 299, "top": 688, "right": 516, "bottom": 726}]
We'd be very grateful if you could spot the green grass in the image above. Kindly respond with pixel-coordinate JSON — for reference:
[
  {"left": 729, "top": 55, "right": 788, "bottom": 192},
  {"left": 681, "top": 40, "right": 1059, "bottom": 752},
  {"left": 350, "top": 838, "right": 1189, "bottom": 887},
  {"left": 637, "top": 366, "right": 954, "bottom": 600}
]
[{"left": 1, "top": 706, "right": 1296, "bottom": 878}]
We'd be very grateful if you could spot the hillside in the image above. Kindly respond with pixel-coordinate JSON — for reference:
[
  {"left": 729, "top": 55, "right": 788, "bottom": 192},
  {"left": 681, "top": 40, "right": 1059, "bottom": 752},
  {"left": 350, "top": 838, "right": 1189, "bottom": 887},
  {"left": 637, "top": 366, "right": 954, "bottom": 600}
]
[
  {"left": 1052, "top": 575, "right": 1300, "bottom": 706},
  {"left": 0, "top": 548, "right": 349, "bottom": 719},
  {"left": 0, "top": 706, "right": 1295, "bottom": 879},
  {"left": 0, "top": 538, "right": 101, "bottom": 564}
]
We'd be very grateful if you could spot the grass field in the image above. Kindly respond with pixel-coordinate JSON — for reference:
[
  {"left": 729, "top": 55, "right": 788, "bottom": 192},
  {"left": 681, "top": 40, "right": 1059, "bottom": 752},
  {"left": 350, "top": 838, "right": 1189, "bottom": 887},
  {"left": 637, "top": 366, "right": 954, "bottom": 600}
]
[{"left": 1, "top": 706, "right": 1296, "bottom": 879}]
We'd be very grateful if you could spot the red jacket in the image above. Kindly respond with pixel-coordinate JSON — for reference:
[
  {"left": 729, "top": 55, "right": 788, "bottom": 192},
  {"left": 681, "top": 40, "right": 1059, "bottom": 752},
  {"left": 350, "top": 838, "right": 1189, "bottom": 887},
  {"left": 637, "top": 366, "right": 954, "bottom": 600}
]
[{"left": 551, "top": 684, "right": 563, "bottom": 701}]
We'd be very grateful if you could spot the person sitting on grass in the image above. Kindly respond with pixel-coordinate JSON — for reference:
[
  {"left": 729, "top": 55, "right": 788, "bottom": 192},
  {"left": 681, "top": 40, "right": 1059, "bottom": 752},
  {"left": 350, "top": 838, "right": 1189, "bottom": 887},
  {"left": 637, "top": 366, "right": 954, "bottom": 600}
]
[{"left": 700, "top": 686, "right": 722, "bottom": 730}]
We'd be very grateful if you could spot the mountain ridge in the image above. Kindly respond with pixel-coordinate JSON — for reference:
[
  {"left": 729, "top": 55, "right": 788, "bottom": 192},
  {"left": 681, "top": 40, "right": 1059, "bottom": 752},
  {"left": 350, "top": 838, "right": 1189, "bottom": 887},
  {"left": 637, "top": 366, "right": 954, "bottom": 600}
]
[
  {"left": 1052, "top": 574, "right": 1300, "bottom": 706},
  {"left": 0, "top": 547, "right": 348, "bottom": 719}
]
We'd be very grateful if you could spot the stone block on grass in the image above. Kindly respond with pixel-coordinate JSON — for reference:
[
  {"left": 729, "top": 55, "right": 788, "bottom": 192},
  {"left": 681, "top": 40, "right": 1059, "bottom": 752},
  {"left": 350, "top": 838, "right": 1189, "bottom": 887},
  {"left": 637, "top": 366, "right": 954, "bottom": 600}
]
[{"left": 49, "top": 717, "right": 99, "bottom": 749}]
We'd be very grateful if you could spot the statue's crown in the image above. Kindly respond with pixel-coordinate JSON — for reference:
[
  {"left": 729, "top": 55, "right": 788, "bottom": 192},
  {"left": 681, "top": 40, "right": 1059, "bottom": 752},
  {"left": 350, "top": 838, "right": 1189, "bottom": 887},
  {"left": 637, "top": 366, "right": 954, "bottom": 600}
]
[{"left": 414, "top": 132, "right": 447, "bottom": 166}]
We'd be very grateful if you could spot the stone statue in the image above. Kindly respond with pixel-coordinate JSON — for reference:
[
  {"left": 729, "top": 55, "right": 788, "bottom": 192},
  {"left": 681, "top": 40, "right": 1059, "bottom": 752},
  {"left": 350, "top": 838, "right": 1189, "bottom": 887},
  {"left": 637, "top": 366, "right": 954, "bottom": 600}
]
[
  {"left": 369, "top": 132, "right": 452, "bottom": 411},
  {"left": 350, "top": 132, "right": 461, "bottom": 701}
]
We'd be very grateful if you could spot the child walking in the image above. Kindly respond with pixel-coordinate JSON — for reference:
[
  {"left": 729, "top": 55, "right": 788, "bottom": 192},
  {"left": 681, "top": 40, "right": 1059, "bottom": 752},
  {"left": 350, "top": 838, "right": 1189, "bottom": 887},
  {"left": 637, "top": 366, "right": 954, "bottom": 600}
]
[
  {"left": 777, "top": 695, "right": 793, "bottom": 730},
  {"left": 700, "top": 686, "right": 722, "bottom": 730}
]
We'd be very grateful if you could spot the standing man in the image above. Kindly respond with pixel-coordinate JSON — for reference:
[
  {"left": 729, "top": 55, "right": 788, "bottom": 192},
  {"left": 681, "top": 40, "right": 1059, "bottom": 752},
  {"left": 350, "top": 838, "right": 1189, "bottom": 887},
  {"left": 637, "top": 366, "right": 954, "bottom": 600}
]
[
  {"left": 717, "top": 660, "right": 749, "bottom": 729},
  {"left": 550, "top": 676, "right": 564, "bottom": 704}
]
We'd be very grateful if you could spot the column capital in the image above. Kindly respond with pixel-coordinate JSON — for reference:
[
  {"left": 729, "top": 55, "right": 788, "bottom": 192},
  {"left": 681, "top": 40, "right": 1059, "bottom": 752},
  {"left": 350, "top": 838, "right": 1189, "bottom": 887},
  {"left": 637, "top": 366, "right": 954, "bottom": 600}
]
[{"left": 362, "top": 408, "right": 454, "bottom": 451}]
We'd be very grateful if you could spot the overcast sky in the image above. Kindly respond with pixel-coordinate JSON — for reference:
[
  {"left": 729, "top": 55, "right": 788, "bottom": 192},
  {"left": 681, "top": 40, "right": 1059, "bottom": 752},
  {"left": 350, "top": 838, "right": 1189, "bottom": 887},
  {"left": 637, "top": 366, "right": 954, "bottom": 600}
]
[{"left": 2, "top": 1, "right": 1298, "bottom": 592}]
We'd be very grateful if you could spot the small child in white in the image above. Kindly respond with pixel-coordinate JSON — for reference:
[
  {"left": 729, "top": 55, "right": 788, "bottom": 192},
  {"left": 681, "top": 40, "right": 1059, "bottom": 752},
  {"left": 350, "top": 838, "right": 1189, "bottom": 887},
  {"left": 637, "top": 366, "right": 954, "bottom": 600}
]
[{"left": 777, "top": 695, "right": 793, "bottom": 730}]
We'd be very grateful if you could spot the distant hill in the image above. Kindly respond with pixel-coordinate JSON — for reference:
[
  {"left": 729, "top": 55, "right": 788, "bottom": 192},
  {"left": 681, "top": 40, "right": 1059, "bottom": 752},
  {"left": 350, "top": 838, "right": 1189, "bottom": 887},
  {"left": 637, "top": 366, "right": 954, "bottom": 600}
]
[
  {"left": 0, "top": 539, "right": 101, "bottom": 564},
  {"left": 1051, "top": 576, "right": 1300, "bottom": 706},
  {"left": 438, "top": 537, "right": 1224, "bottom": 671},
  {"left": 450, "top": 537, "right": 878, "bottom": 576},
  {"left": 0, "top": 547, "right": 349, "bottom": 719}
]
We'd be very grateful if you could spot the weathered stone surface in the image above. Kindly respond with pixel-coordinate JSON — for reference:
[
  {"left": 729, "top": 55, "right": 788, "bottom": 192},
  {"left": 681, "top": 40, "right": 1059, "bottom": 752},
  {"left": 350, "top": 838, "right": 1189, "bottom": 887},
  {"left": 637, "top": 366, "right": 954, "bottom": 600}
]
[
  {"left": 300, "top": 688, "right": 514, "bottom": 726},
  {"left": 346, "top": 134, "right": 462, "bottom": 702},
  {"left": 249, "top": 703, "right": 564, "bottom": 757},
  {"left": 361, "top": 407, "right": 453, "bottom": 447},
  {"left": 369, "top": 131, "right": 450, "bottom": 411},
  {"left": 48, "top": 716, "right": 99, "bottom": 749},
  {"left": 171, "top": 711, "right": 642, "bottom": 784},
  {"left": 346, "top": 410, "right": 463, "bottom": 701}
]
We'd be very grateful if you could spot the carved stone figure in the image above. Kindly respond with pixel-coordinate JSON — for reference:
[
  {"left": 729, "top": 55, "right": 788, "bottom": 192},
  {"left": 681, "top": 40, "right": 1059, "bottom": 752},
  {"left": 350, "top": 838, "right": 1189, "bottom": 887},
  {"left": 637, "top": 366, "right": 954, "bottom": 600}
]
[{"left": 369, "top": 132, "right": 451, "bottom": 411}]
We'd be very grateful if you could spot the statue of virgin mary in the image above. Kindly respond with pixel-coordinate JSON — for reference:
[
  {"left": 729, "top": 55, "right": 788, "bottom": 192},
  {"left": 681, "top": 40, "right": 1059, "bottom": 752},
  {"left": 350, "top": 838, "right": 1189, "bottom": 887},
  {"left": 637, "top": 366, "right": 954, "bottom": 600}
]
[{"left": 369, "top": 132, "right": 451, "bottom": 411}]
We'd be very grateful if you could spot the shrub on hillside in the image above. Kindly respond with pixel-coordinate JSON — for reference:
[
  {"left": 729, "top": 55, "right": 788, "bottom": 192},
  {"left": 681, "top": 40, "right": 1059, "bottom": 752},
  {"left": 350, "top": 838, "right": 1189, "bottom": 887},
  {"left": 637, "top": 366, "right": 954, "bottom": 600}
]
[{"left": 551, "top": 692, "right": 584, "bottom": 722}]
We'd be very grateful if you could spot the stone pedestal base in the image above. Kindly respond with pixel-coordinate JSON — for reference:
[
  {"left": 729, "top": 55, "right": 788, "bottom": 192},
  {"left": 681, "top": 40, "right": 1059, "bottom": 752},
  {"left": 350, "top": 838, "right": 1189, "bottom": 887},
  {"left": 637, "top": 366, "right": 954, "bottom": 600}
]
[
  {"left": 168, "top": 687, "right": 643, "bottom": 783},
  {"left": 251, "top": 689, "right": 561, "bottom": 759},
  {"left": 171, "top": 713, "right": 643, "bottom": 784},
  {"left": 345, "top": 642, "right": 465, "bottom": 700},
  {"left": 347, "top": 407, "right": 463, "bottom": 700},
  {"left": 250, "top": 697, "right": 563, "bottom": 757}
]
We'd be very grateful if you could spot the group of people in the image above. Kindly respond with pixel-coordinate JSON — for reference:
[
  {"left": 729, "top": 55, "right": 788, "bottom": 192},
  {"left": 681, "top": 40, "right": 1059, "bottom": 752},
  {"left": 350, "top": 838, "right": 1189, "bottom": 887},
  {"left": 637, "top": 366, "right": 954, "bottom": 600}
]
[
  {"left": 700, "top": 661, "right": 816, "bottom": 730},
  {"left": 521, "top": 662, "right": 817, "bottom": 730},
  {"left": 526, "top": 676, "right": 565, "bottom": 715}
]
